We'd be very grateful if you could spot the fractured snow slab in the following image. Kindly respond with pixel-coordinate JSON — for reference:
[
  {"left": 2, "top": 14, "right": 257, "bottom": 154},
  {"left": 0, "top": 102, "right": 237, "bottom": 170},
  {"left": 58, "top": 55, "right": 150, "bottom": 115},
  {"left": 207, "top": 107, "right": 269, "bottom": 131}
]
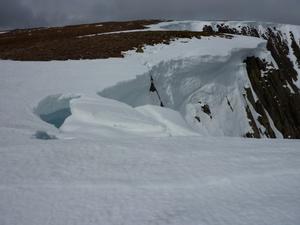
[{"left": 61, "top": 96, "right": 198, "bottom": 137}]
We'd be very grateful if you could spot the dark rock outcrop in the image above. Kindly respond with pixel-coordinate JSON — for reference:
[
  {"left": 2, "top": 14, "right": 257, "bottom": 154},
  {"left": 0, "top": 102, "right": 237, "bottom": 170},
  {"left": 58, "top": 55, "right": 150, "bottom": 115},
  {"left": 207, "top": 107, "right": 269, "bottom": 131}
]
[
  {"left": 290, "top": 32, "right": 300, "bottom": 66},
  {"left": 265, "top": 29, "right": 299, "bottom": 87},
  {"left": 204, "top": 23, "right": 300, "bottom": 138},
  {"left": 201, "top": 104, "right": 212, "bottom": 119},
  {"left": 244, "top": 57, "right": 300, "bottom": 138}
]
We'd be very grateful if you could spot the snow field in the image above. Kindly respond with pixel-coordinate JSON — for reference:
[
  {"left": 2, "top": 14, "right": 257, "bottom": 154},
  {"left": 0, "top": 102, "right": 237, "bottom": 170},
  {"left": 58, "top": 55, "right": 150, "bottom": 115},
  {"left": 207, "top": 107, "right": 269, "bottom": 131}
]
[{"left": 1, "top": 136, "right": 300, "bottom": 225}]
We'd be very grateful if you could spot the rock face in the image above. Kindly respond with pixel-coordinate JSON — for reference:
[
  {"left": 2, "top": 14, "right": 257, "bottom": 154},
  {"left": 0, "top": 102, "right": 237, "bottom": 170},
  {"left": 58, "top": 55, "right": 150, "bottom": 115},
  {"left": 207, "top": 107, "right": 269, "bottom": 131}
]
[
  {"left": 204, "top": 23, "right": 300, "bottom": 138},
  {"left": 291, "top": 33, "right": 300, "bottom": 65},
  {"left": 244, "top": 57, "right": 300, "bottom": 138}
]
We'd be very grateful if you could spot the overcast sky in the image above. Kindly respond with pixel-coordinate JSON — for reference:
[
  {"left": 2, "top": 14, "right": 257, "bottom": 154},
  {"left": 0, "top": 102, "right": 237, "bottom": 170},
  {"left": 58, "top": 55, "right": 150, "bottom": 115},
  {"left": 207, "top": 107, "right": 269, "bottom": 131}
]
[{"left": 1, "top": 0, "right": 300, "bottom": 30}]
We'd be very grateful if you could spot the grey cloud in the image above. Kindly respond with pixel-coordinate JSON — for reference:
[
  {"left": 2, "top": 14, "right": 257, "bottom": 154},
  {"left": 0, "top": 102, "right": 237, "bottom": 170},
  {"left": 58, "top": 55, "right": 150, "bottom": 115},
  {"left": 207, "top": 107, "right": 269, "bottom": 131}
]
[
  {"left": 0, "top": 0, "right": 47, "bottom": 29},
  {"left": 1, "top": 0, "right": 300, "bottom": 30}
]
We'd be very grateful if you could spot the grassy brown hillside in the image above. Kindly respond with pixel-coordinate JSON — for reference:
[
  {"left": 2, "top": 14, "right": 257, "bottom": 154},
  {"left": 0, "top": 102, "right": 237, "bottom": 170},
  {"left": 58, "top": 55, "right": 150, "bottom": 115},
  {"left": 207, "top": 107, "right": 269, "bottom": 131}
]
[{"left": 0, "top": 20, "right": 221, "bottom": 61}]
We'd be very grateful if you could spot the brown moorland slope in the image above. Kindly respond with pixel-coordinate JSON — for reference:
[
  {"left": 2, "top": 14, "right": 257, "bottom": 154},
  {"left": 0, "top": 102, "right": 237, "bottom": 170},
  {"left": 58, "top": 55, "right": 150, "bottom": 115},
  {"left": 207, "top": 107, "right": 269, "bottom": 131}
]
[{"left": 0, "top": 20, "right": 223, "bottom": 61}]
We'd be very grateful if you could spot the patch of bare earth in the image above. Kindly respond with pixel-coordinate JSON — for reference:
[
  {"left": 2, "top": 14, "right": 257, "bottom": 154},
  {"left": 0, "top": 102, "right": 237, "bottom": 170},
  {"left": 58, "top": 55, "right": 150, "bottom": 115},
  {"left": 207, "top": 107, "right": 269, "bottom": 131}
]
[{"left": 0, "top": 20, "right": 227, "bottom": 61}]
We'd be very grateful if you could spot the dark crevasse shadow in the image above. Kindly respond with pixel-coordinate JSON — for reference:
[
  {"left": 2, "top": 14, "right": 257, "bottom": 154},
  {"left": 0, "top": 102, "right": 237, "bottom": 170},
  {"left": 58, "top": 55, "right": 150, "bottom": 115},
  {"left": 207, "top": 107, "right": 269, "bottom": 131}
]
[
  {"left": 39, "top": 108, "right": 71, "bottom": 128},
  {"left": 34, "top": 94, "right": 80, "bottom": 128}
]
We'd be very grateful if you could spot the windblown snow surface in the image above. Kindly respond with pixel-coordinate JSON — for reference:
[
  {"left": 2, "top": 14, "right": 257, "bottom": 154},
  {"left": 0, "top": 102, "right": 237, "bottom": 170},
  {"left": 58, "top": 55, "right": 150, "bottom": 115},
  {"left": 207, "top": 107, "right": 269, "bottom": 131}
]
[{"left": 1, "top": 21, "right": 300, "bottom": 225}]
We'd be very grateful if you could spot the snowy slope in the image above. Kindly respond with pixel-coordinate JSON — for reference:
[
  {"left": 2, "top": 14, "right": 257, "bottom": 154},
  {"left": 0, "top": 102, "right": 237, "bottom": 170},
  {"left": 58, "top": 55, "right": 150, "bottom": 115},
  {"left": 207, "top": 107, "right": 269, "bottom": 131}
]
[
  {"left": 1, "top": 135, "right": 300, "bottom": 225},
  {"left": 149, "top": 20, "right": 300, "bottom": 88},
  {"left": 1, "top": 20, "right": 300, "bottom": 225},
  {"left": 149, "top": 20, "right": 300, "bottom": 42}
]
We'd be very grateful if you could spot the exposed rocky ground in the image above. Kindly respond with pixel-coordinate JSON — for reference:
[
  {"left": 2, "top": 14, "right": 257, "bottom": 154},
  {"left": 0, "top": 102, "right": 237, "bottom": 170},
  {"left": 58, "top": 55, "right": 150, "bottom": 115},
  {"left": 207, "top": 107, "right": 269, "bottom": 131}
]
[{"left": 0, "top": 20, "right": 223, "bottom": 61}]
